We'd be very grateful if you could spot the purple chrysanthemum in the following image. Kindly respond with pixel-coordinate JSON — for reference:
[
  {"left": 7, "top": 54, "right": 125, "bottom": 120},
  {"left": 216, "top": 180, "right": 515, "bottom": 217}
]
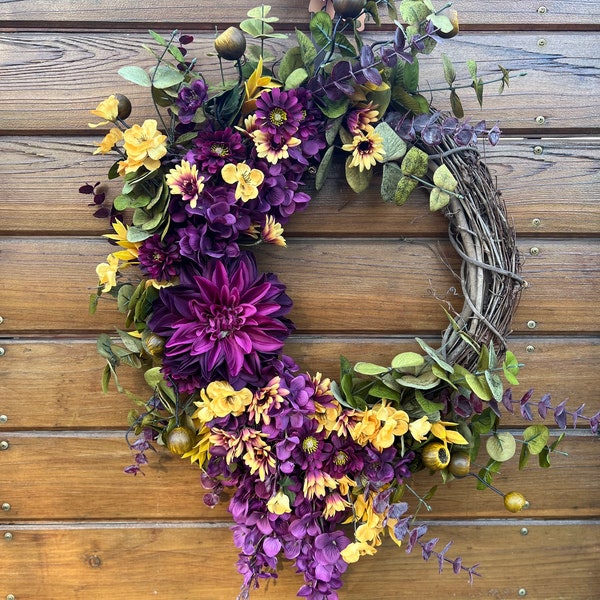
[
  {"left": 138, "top": 233, "right": 181, "bottom": 281},
  {"left": 175, "top": 79, "right": 208, "bottom": 125},
  {"left": 255, "top": 87, "right": 304, "bottom": 142},
  {"left": 186, "top": 127, "right": 246, "bottom": 174},
  {"left": 148, "top": 252, "right": 294, "bottom": 391}
]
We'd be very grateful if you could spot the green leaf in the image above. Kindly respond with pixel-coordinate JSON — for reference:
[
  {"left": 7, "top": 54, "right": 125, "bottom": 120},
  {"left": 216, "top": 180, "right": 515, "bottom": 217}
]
[
  {"left": 325, "top": 115, "right": 344, "bottom": 146},
  {"left": 403, "top": 57, "right": 420, "bottom": 93},
  {"left": 432, "top": 164, "right": 458, "bottom": 192},
  {"left": 450, "top": 90, "right": 464, "bottom": 118},
  {"left": 415, "top": 337, "right": 454, "bottom": 373},
  {"left": 364, "top": 1, "right": 381, "bottom": 26},
  {"left": 167, "top": 44, "right": 186, "bottom": 63},
  {"left": 126, "top": 226, "right": 152, "bottom": 243},
  {"left": 318, "top": 97, "right": 350, "bottom": 119},
  {"left": 391, "top": 351, "right": 425, "bottom": 370},
  {"left": 394, "top": 175, "right": 418, "bottom": 206},
  {"left": 367, "top": 382, "right": 401, "bottom": 403},
  {"left": 375, "top": 121, "right": 407, "bottom": 163},
  {"left": 284, "top": 67, "right": 309, "bottom": 89},
  {"left": 315, "top": 145, "right": 334, "bottom": 191},
  {"left": 148, "top": 29, "right": 168, "bottom": 47},
  {"left": 335, "top": 32, "right": 356, "bottom": 57},
  {"left": 118, "top": 65, "right": 152, "bottom": 87},
  {"left": 117, "top": 284, "right": 135, "bottom": 313},
  {"left": 399, "top": 0, "right": 431, "bottom": 25},
  {"left": 309, "top": 11, "right": 333, "bottom": 48},
  {"left": 392, "top": 88, "right": 430, "bottom": 114},
  {"left": 476, "top": 459, "right": 501, "bottom": 490},
  {"left": 149, "top": 65, "right": 185, "bottom": 89},
  {"left": 247, "top": 5, "right": 277, "bottom": 19},
  {"left": 428, "top": 14, "right": 453, "bottom": 33},
  {"left": 89, "top": 292, "right": 99, "bottom": 315},
  {"left": 550, "top": 432, "right": 566, "bottom": 451},
  {"left": 279, "top": 46, "right": 304, "bottom": 83},
  {"left": 538, "top": 446, "right": 551, "bottom": 468},
  {"left": 484, "top": 370, "right": 504, "bottom": 401},
  {"left": 429, "top": 188, "right": 450, "bottom": 211},
  {"left": 502, "top": 351, "right": 520, "bottom": 385},
  {"left": 401, "top": 147, "right": 429, "bottom": 177},
  {"left": 486, "top": 431, "right": 516, "bottom": 462},
  {"left": 473, "top": 77, "right": 484, "bottom": 107},
  {"left": 381, "top": 162, "right": 403, "bottom": 203},
  {"left": 519, "top": 443, "right": 531, "bottom": 470},
  {"left": 523, "top": 424, "right": 550, "bottom": 455},
  {"left": 345, "top": 156, "right": 373, "bottom": 193},
  {"left": 101, "top": 363, "right": 112, "bottom": 393},
  {"left": 113, "top": 193, "right": 152, "bottom": 211},
  {"left": 441, "top": 53, "right": 456, "bottom": 86},
  {"left": 144, "top": 366, "right": 164, "bottom": 389},
  {"left": 465, "top": 373, "right": 493, "bottom": 400},
  {"left": 414, "top": 390, "right": 444, "bottom": 413},
  {"left": 295, "top": 28, "right": 317, "bottom": 69},
  {"left": 116, "top": 328, "right": 143, "bottom": 354},
  {"left": 466, "top": 60, "right": 478, "bottom": 80},
  {"left": 396, "top": 369, "right": 440, "bottom": 390},
  {"left": 240, "top": 18, "right": 275, "bottom": 38},
  {"left": 354, "top": 362, "right": 389, "bottom": 376}
]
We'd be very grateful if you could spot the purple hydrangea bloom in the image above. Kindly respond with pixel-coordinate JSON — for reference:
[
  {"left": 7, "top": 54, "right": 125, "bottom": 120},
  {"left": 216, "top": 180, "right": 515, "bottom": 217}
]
[
  {"left": 175, "top": 78, "right": 208, "bottom": 124},
  {"left": 148, "top": 252, "right": 294, "bottom": 391}
]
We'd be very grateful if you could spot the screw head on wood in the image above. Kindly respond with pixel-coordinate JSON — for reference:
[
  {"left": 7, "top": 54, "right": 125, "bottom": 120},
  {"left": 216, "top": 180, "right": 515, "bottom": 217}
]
[
  {"left": 529, "top": 247, "right": 540, "bottom": 256},
  {"left": 533, "top": 145, "right": 543, "bottom": 155},
  {"left": 0, "top": 415, "right": 7, "bottom": 423},
  {"left": 535, "top": 115, "right": 546, "bottom": 125},
  {"left": 537, "top": 6, "right": 548, "bottom": 14},
  {"left": 0, "top": 347, "right": 5, "bottom": 357},
  {"left": 0, "top": 441, "right": 8, "bottom": 450},
  {"left": 531, "top": 218, "right": 542, "bottom": 227},
  {"left": 4, "top": 532, "right": 13, "bottom": 541},
  {"left": 526, "top": 345, "right": 535, "bottom": 353},
  {"left": 519, "top": 589, "right": 527, "bottom": 597},
  {"left": 527, "top": 320, "right": 537, "bottom": 329},
  {"left": 1, "top": 503, "right": 10, "bottom": 512},
  {"left": 537, "top": 38, "right": 547, "bottom": 47}
]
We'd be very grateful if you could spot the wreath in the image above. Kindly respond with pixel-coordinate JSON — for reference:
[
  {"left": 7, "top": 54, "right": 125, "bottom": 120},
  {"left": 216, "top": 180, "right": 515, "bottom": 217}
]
[{"left": 82, "top": 1, "right": 599, "bottom": 598}]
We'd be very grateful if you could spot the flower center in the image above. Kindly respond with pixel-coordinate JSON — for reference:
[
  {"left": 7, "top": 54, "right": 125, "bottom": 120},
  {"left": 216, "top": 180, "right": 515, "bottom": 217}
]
[
  {"left": 207, "top": 304, "right": 244, "bottom": 339},
  {"left": 333, "top": 450, "right": 349, "bottom": 466},
  {"left": 357, "top": 139, "right": 373, "bottom": 154},
  {"left": 302, "top": 435, "right": 319, "bottom": 454},
  {"left": 269, "top": 108, "right": 288, "bottom": 127},
  {"left": 211, "top": 143, "right": 230, "bottom": 157}
]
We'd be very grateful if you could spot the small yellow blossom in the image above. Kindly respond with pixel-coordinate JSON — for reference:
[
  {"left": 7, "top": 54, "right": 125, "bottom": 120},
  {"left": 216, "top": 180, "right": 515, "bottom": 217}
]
[
  {"left": 117, "top": 155, "right": 145, "bottom": 177},
  {"left": 341, "top": 126, "right": 385, "bottom": 172},
  {"left": 221, "top": 162, "right": 264, "bottom": 202},
  {"left": 121, "top": 119, "right": 167, "bottom": 174},
  {"left": 95, "top": 253, "right": 120, "bottom": 292},
  {"left": 267, "top": 490, "right": 292, "bottom": 515},
  {"left": 430, "top": 420, "right": 469, "bottom": 446},
  {"left": 261, "top": 215, "right": 286, "bottom": 246},
  {"left": 88, "top": 95, "right": 119, "bottom": 128},
  {"left": 93, "top": 127, "right": 123, "bottom": 155},
  {"left": 408, "top": 415, "right": 432, "bottom": 441},
  {"left": 341, "top": 540, "right": 377, "bottom": 564},
  {"left": 194, "top": 381, "right": 253, "bottom": 421},
  {"left": 103, "top": 219, "right": 140, "bottom": 262},
  {"left": 350, "top": 409, "right": 381, "bottom": 446}
]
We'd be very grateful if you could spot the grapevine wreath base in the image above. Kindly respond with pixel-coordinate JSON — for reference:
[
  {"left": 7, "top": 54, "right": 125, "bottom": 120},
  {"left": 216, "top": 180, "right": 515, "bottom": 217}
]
[{"left": 83, "top": 2, "right": 599, "bottom": 599}]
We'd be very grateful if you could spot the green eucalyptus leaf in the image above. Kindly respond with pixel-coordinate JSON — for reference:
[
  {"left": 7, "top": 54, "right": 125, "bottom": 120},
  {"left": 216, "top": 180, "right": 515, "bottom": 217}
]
[
  {"left": 144, "top": 366, "right": 165, "bottom": 389},
  {"left": 279, "top": 46, "right": 304, "bottom": 82},
  {"left": 240, "top": 18, "right": 275, "bottom": 38},
  {"left": 116, "top": 328, "right": 143, "bottom": 354},
  {"left": 414, "top": 390, "right": 444, "bottom": 414},
  {"left": 148, "top": 29, "right": 168, "bottom": 47},
  {"left": 318, "top": 97, "right": 350, "bottom": 119},
  {"left": 118, "top": 65, "right": 152, "bottom": 87},
  {"left": 399, "top": 0, "right": 431, "bottom": 25},
  {"left": 523, "top": 424, "right": 550, "bottom": 455},
  {"left": 538, "top": 446, "right": 551, "bottom": 468},
  {"left": 429, "top": 187, "right": 450, "bottom": 211},
  {"left": 396, "top": 369, "right": 440, "bottom": 390},
  {"left": 113, "top": 193, "right": 152, "bottom": 211},
  {"left": 335, "top": 32, "right": 356, "bottom": 57},
  {"left": 149, "top": 65, "right": 185, "bottom": 89},
  {"left": 367, "top": 382, "right": 401, "bottom": 403},
  {"left": 101, "top": 363, "right": 112, "bottom": 393},
  {"left": 117, "top": 284, "right": 135, "bottom": 314},
  {"left": 415, "top": 337, "right": 454, "bottom": 373},
  {"left": 394, "top": 175, "right": 418, "bottom": 206},
  {"left": 375, "top": 121, "right": 407, "bottom": 163},
  {"left": 345, "top": 156, "right": 373, "bottom": 193},
  {"left": 403, "top": 57, "right": 420, "bottom": 93},
  {"left": 126, "top": 226, "right": 152, "bottom": 243},
  {"left": 381, "top": 162, "right": 403, "bottom": 203},
  {"left": 354, "top": 362, "right": 389, "bottom": 376},
  {"left": 486, "top": 431, "right": 516, "bottom": 462},
  {"left": 519, "top": 443, "right": 531, "bottom": 470},
  {"left": 428, "top": 14, "right": 453, "bottom": 33},
  {"left": 89, "top": 292, "right": 99, "bottom": 315},
  {"left": 392, "top": 87, "right": 430, "bottom": 114},
  {"left": 247, "top": 5, "right": 277, "bottom": 20},
  {"left": 401, "top": 147, "right": 429, "bottom": 177},
  {"left": 391, "top": 351, "right": 425, "bottom": 370}
]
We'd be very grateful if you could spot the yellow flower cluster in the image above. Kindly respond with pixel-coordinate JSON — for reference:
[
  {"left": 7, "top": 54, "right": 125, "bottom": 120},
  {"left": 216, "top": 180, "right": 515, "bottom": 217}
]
[{"left": 193, "top": 381, "right": 253, "bottom": 421}]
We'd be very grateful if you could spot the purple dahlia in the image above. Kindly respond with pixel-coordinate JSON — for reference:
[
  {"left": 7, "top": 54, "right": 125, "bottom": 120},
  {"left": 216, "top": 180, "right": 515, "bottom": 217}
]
[
  {"left": 185, "top": 127, "right": 246, "bottom": 175},
  {"left": 148, "top": 252, "right": 294, "bottom": 391}
]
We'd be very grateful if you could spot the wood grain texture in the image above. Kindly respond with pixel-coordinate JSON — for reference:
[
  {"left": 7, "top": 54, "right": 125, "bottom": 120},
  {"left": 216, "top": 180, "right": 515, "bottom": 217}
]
[
  {"left": 0, "top": 523, "right": 598, "bottom": 599},
  {"left": 0, "top": 0, "right": 598, "bottom": 27},
  {"left": 0, "top": 434, "right": 597, "bottom": 521},
  {"left": 0, "top": 237, "right": 598, "bottom": 334},
  {"left": 1, "top": 337, "right": 598, "bottom": 429},
  {"left": 1, "top": 136, "right": 599, "bottom": 236},
  {"left": 0, "top": 32, "right": 599, "bottom": 132}
]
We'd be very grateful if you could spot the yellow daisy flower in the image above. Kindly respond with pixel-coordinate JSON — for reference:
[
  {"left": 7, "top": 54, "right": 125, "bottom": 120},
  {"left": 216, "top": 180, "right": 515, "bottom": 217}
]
[
  {"left": 103, "top": 219, "right": 140, "bottom": 262},
  {"left": 342, "top": 126, "right": 385, "bottom": 172}
]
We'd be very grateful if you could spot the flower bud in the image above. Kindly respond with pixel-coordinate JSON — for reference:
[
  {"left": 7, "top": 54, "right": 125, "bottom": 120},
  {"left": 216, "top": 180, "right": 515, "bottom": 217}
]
[
  {"left": 503, "top": 491, "right": 529, "bottom": 513},
  {"left": 333, "top": 0, "right": 366, "bottom": 19},
  {"left": 166, "top": 426, "right": 196, "bottom": 455},
  {"left": 114, "top": 94, "right": 132, "bottom": 120},
  {"left": 421, "top": 441, "right": 451, "bottom": 471},
  {"left": 214, "top": 27, "right": 247, "bottom": 61},
  {"left": 448, "top": 451, "right": 471, "bottom": 478}
]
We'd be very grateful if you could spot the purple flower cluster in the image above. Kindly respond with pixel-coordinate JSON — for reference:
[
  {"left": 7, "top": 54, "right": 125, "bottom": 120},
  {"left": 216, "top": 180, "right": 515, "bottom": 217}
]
[{"left": 198, "top": 368, "right": 416, "bottom": 599}]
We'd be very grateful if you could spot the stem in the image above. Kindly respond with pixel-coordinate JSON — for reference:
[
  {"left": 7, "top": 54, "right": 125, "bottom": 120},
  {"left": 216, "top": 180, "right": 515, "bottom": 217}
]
[{"left": 426, "top": 71, "right": 527, "bottom": 94}]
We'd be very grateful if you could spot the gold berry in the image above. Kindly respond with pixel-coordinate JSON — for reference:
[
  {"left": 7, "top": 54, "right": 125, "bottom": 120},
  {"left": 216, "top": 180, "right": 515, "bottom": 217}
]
[
  {"left": 166, "top": 426, "right": 195, "bottom": 455},
  {"left": 503, "top": 491, "right": 528, "bottom": 513},
  {"left": 421, "top": 441, "right": 451, "bottom": 471},
  {"left": 214, "top": 27, "right": 247, "bottom": 61},
  {"left": 448, "top": 451, "right": 471, "bottom": 478},
  {"left": 141, "top": 330, "right": 166, "bottom": 357}
]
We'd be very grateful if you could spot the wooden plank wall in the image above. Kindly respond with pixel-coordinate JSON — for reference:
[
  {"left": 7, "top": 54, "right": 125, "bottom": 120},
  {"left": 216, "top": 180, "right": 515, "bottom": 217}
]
[{"left": 0, "top": 1, "right": 599, "bottom": 598}]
